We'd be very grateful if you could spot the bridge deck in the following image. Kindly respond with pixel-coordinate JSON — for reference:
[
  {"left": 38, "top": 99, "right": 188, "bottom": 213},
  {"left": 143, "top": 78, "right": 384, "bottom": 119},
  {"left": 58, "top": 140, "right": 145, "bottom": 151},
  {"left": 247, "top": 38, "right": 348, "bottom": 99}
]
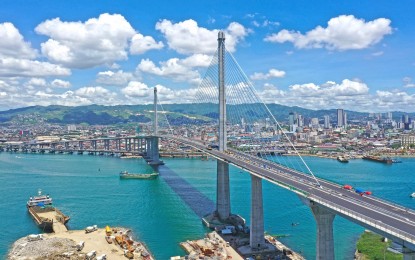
[{"left": 166, "top": 135, "right": 415, "bottom": 249}]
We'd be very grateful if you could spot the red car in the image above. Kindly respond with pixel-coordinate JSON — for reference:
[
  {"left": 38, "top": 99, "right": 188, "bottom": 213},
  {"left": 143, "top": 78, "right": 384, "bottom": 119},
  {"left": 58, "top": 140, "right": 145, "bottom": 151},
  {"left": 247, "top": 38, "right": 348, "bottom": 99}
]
[{"left": 343, "top": 184, "right": 353, "bottom": 190}]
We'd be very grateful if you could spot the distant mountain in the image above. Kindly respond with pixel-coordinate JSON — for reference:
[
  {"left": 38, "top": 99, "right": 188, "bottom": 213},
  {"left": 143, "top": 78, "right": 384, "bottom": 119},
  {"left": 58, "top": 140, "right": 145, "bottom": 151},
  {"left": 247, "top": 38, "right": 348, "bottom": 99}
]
[{"left": 0, "top": 103, "right": 409, "bottom": 126}]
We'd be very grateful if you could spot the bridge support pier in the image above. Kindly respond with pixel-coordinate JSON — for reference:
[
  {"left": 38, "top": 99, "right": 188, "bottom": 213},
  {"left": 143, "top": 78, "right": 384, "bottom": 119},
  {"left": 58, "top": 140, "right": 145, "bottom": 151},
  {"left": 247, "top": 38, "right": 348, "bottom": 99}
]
[
  {"left": 310, "top": 202, "right": 335, "bottom": 260},
  {"left": 145, "top": 137, "right": 163, "bottom": 165},
  {"left": 216, "top": 160, "right": 230, "bottom": 220},
  {"left": 404, "top": 247, "right": 415, "bottom": 260},
  {"left": 250, "top": 174, "right": 265, "bottom": 249}
]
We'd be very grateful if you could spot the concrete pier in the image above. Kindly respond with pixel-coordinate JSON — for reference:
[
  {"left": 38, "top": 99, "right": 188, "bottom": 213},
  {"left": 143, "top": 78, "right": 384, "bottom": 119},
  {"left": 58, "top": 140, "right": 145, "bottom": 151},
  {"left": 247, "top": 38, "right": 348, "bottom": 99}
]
[
  {"left": 404, "top": 247, "right": 415, "bottom": 260},
  {"left": 250, "top": 174, "right": 265, "bottom": 249},
  {"left": 310, "top": 203, "right": 335, "bottom": 260},
  {"left": 217, "top": 160, "right": 230, "bottom": 220}
]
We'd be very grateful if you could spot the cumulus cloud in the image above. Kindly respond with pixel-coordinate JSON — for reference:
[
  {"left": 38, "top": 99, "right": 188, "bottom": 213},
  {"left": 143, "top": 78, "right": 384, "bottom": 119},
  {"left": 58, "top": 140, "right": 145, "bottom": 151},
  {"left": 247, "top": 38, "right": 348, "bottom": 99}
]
[
  {"left": 96, "top": 70, "right": 134, "bottom": 85},
  {"left": 256, "top": 79, "right": 374, "bottom": 110},
  {"left": 121, "top": 81, "right": 151, "bottom": 98},
  {"left": 121, "top": 81, "right": 198, "bottom": 104},
  {"left": 51, "top": 79, "right": 71, "bottom": 88},
  {"left": 26, "top": 78, "right": 47, "bottom": 87},
  {"left": 265, "top": 15, "right": 392, "bottom": 50},
  {"left": 403, "top": 77, "right": 415, "bottom": 88},
  {"left": 130, "top": 33, "right": 164, "bottom": 54},
  {"left": 0, "top": 22, "right": 37, "bottom": 59},
  {"left": 250, "top": 69, "right": 286, "bottom": 80},
  {"left": 0, "top": 58, "right": 71, "bottom": 77},
  {"left": 36, "top": 13, "right": 162, "bottom": 68},
  {"left": 137, "top": 57, "right": 202, "bottom": 84},
  {"left": 155, "top": 19, "right": 250, "bottom": 54}
]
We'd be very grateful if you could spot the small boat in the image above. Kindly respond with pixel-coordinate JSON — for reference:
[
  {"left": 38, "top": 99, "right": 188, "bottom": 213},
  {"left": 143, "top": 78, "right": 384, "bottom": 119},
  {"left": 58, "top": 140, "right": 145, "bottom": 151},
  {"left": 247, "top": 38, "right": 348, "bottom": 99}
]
[
  {"left": 119, "top": 171, "right": 159, "bottom": 179},
  {"left": 27, "top": 189, "right": 70, "bottom": 232},
  {"left": 105, "top": 236, "right": 113, "bottom": 244},
  {"left": 410, "top": 192, "right": 415, "bottom": 198},
  {"left": 337, "top": 156, "right": 349, "bottom": 163},
  {"left": 392, "top": 159, "right": 402, "bottom": 163}
]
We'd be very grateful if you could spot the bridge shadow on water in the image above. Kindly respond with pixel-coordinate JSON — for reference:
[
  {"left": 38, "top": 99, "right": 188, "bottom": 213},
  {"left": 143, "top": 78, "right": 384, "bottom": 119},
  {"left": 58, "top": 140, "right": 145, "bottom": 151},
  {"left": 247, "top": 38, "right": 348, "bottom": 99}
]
[{"left": 153, "top": 165, "right": 215, "bottom": 218}]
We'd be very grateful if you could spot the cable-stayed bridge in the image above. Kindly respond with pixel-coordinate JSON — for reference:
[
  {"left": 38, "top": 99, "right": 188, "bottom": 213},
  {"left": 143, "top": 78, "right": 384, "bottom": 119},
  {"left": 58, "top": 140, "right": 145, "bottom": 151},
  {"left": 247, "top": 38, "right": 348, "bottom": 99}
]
[{"left": 150, "top": 32, "right": 415, "bottom": 259}]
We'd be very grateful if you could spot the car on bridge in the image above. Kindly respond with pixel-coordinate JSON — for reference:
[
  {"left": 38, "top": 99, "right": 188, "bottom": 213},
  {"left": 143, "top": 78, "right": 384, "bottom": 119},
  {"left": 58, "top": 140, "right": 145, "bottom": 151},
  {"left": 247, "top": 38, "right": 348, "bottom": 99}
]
[{"left": 343, "top": 184, "right": 353, "bottom": 190}]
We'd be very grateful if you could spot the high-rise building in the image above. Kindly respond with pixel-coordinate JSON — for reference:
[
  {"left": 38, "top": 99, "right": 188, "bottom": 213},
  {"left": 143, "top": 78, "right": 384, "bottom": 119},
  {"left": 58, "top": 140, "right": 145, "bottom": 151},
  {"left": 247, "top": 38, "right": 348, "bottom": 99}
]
[
  {"left": 387, "top": 112, "right": 392, "bottom": 120},
  {"left": 297, "top": 114, "right": 304, "bottom": 127},
  {"left": 337, "top": 109, "right": 344, "bottom": 127},
  {"left": 288, "top": 112, "right": 295, "bottom": 132},
  {"left": 344, "top": 112, "right": 348, "bottom": 129},
  {"left": 324, "top": 115, "right": 330, "bottom": 129},
  {"left": 311, "top": 118, "right": 319, "bottom": 128}
]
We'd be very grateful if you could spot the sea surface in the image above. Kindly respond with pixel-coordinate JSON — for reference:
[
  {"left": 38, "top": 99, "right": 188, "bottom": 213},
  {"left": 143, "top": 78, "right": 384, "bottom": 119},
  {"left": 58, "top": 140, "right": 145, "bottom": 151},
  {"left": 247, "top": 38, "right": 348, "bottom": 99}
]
[{"left": 0, "top": 152, "right": 414, "bottom": 259}]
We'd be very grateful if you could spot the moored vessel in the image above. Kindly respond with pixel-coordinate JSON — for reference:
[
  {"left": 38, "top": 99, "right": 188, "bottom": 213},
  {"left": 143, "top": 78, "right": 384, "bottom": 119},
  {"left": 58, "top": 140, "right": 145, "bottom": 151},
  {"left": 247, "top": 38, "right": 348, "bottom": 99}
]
[
  {"left": 362, "top": 155, "right": 392, "bottom": 164},
  {"left": 119, "top": 171, "right": 159, "bottom": 179},
  {"left": 27, "top": 189, "right": 70, "bottom": 232},
  {"left": 337, "top": 156, "right": 349, "bottom": 163}
]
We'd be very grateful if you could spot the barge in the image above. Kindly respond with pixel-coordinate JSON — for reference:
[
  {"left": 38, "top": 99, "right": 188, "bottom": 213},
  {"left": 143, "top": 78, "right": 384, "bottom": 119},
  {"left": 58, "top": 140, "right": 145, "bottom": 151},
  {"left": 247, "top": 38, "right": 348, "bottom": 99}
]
[
  {"left": 27, "top": 189, "right": 70, "bottom": 232},
  {"left": 337, "top": 156, "right": 349, "bottom": 163},
  {"left": 362, "top": 156, "right": 392, "bottom": 164},
  {"left": 119, "top": 171, "right": 159, "bottom": 179}
]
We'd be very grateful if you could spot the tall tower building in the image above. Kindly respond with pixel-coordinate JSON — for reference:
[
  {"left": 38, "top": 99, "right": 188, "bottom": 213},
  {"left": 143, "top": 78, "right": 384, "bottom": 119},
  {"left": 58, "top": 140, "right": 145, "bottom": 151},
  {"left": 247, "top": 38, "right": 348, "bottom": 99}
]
[
  {"left": 288, "top": 112, "right": 295, "bottom": 132},
  {"left": 344, "top": 112, "right": 348, "bottom": 129},
  {"left": 324, "top": 115, "right": 330, "bottom": 129},
  {"left": 337, "top": 109, "right": 344, "bottom": 127},
  {"left": 387, "top": 112, "right": 392, "bottom": 120}
]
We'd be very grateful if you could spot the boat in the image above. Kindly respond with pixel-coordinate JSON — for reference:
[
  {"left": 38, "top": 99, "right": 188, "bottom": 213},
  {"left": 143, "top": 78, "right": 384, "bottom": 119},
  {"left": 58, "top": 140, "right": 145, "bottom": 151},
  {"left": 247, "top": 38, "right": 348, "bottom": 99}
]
[
  {"left": 362, "top": 155, "right": 393, "bottom": 164},
  {"left": 411, "top": 192, "right": 415, "bottom": 198},
  {"left": 392, "top": 159, "right": 402, "bottom": 163},
  {"left": 337, "top": 156, "right": 349, "bottom": 163},
  {"left": 119, "top": 171, "right": 159, "bottom": 179},
  {"left": 27, "top": 189, "right": 70, "bottom": 232}
]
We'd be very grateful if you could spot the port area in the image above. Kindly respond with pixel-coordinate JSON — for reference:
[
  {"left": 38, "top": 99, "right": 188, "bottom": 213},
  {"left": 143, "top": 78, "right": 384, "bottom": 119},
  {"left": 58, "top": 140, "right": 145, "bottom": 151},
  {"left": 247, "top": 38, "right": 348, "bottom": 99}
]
[
  {"left": 8, "top": 227, "right": 153, "bottom": 260},
  {"left": 173, "top": 231, "right": 304, "bottom": 260}
]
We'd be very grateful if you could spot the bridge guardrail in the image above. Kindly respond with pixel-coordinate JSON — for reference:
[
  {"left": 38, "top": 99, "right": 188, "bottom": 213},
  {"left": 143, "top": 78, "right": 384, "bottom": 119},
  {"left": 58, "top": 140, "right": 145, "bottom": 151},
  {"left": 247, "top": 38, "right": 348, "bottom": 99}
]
[{"left": 311, "top": 195, "right": 415, "bottom": 246}]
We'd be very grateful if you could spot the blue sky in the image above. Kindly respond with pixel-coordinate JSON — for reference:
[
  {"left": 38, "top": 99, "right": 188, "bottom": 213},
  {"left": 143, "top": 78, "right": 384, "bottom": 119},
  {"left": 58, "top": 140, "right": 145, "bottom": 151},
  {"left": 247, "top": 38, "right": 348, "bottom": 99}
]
[{"left": 0, "top": 0, "right": 414, "bottom": 112}]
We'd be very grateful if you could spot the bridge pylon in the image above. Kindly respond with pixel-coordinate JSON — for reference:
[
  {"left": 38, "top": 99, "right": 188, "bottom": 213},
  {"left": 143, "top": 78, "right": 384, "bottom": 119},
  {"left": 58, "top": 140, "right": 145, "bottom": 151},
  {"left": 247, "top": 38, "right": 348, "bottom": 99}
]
[{"left": 145, "top": 87, "right": 163, "bottom": 166}]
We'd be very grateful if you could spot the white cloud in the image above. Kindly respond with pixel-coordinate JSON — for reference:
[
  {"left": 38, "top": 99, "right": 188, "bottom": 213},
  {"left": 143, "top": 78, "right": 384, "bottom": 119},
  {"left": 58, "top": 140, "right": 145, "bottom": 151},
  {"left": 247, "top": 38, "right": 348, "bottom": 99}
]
[
  {"left": 26, "top": 78, "right": 47, "bottom": 87},
  {"left": 155, "top": 19, "right": 250, "bottom": 55},
  {"left": 0, "top": 58, "right": 71, "bottom": 77},
  {"left": 250, "top": 68, "right": 286, "bottom": 80},
  {"left": 265, "top": 15, "right": 392, "bottom": 50},
  {"left": 121, "top": 81, "right": 151, "bottom": 98},
  {"left": 0, "top": 22, "right": 37, "bottom": 59},
  {"left": 137, "top": 58, "right": 201, "bottom": 84},
  {"left": 51, "top": 79, "right": 71, "bottom": 88},
  {"left": 75, "top": 86, "right": 113, "bottom": 97},
  {"left": 403, "top": 77, "right": 415, "bottom": 88},
  {"left": 96, "top": 70, "right": 134, "bottom": 85},
  {"left": 120, "top": 81, "right": 199, "bottom": 104},
  {"left": 130, "top": 33, "right": 164, "bottom": 55},
  {"left": 371, "top": 51, "right": 384, "bottom": 56},
  {"left": 36, "top": 13, "right": 161, "bottom": 68}
]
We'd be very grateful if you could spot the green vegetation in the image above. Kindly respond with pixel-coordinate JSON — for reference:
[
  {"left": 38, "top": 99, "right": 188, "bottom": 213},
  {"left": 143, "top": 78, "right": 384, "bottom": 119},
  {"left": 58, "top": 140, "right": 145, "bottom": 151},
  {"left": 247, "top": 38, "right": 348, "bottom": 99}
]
[{"left": 356, "top": 231, "right": 402, "bottom": 260}]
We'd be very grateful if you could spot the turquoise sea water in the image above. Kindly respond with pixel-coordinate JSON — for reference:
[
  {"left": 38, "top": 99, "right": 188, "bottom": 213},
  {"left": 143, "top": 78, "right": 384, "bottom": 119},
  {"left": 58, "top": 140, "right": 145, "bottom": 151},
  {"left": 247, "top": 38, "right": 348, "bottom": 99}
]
[{"left": 0, "top": 153, "right": 414, "bottom": 259}]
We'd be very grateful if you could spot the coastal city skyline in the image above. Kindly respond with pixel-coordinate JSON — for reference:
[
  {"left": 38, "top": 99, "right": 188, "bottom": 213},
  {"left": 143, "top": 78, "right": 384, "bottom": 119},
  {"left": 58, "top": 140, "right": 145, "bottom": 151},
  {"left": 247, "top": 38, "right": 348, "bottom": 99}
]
[{"left": 0, "top": 0, "right": 415, "bottom": 112}]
